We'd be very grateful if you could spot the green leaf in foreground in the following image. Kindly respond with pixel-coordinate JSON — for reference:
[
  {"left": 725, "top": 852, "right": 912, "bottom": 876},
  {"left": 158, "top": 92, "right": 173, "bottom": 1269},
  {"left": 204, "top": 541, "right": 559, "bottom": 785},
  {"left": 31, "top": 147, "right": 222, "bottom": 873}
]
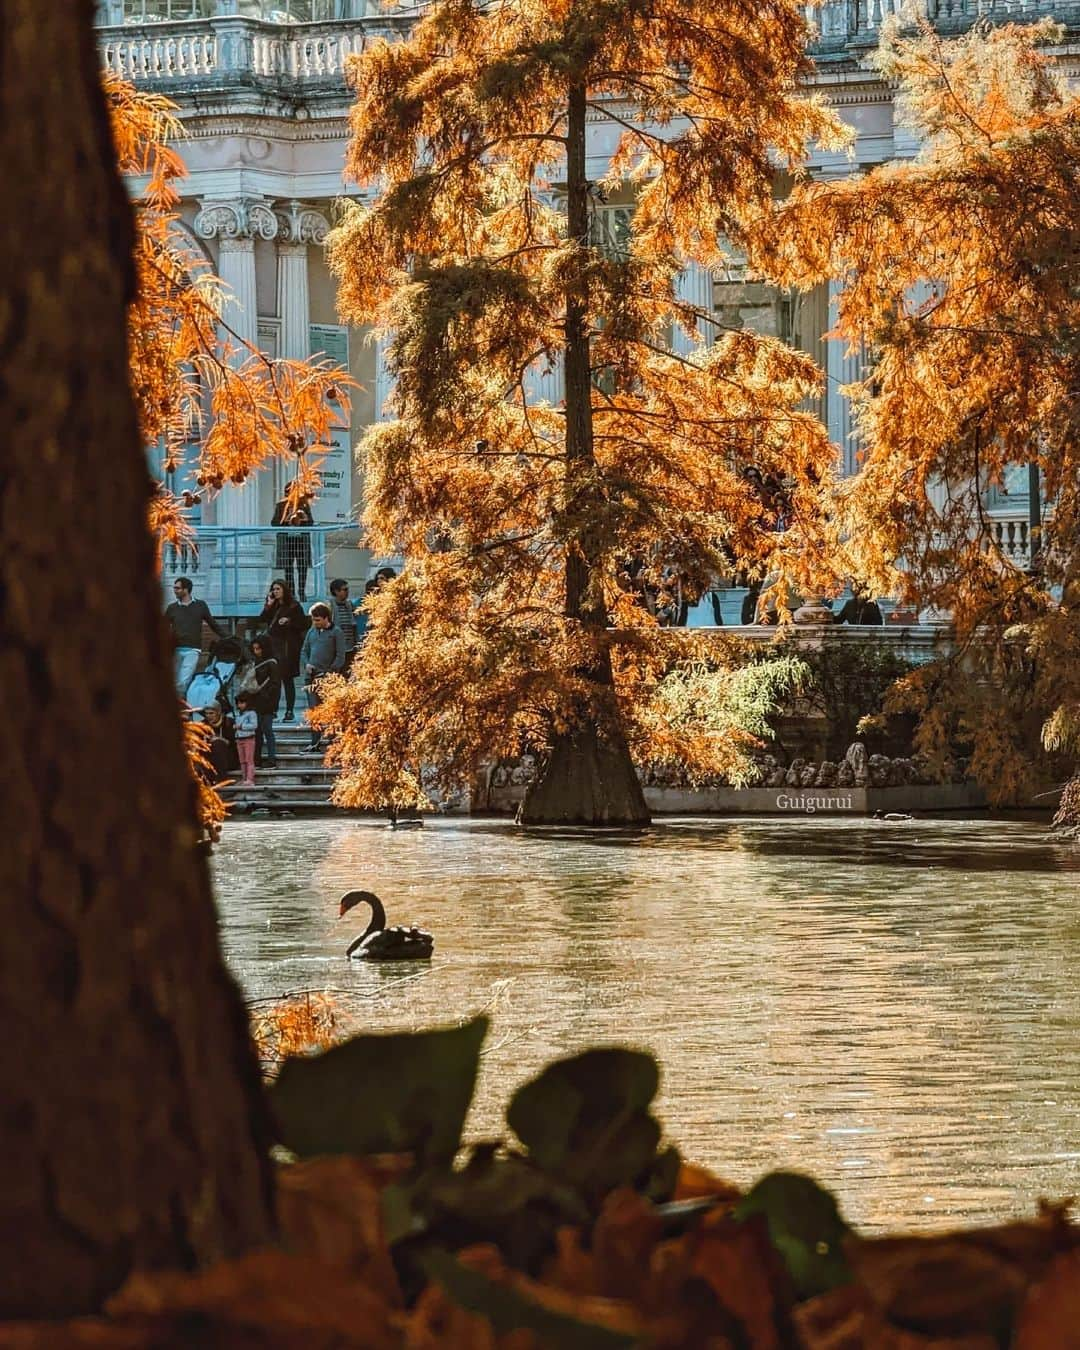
[
  {"left": 420, "top": 1248, "right": 641, "bottom": 1349},
  {"left": 736, "top": 1170, "right": 853, "bottom": 1299},
  {"left": 506, "top": 1048, "right": 662, "bottom": 1195},
  {"left": 269, "top": 1015, "right": 488, "bottom": 1166}
]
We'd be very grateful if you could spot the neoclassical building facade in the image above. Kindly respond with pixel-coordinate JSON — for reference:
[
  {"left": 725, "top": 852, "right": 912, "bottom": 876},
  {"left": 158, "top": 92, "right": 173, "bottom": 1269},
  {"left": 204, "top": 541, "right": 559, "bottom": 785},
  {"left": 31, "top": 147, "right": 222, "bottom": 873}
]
[{"left": 97, "top": 0, "right": 1079, "bottom": 616}]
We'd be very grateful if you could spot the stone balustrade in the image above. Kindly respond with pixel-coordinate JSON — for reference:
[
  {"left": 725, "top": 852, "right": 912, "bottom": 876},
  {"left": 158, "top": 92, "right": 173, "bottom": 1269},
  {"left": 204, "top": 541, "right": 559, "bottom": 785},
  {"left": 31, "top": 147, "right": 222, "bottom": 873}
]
[
  {"left": 100, "top": 2, "right": 1079, "bottom": 89},
  {"left": 810, "top": 0, "right": 1078, "bottom": 45},
  {"left": 100, "top": 13, "right": 409, "bottom": 87},
  {"left": 989, "top": 512, "right": 1034, "bottom": 570},
  {"left": 716, "top": 620, "right": 953, "bottom": 667}
]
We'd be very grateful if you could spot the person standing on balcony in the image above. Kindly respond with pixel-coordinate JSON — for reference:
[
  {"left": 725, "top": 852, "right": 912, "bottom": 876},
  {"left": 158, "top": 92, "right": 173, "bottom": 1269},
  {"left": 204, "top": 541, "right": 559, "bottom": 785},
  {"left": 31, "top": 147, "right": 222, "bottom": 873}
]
[
  {"left": 272, "top": 481, "right": 315, "bottom": 602},
  {"left": 259, "top": 578, "right": 307, "bottom": 722},
  {"left": 165, "top": 576, "right": 223, "bottom": 699}
]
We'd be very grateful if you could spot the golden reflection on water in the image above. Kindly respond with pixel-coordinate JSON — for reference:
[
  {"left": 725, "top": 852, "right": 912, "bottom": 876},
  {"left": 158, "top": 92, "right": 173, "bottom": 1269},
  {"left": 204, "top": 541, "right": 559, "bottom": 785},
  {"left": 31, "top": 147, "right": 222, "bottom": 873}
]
[{"left": 212, "top": 817, "right": 1080, "bottom": 1234}]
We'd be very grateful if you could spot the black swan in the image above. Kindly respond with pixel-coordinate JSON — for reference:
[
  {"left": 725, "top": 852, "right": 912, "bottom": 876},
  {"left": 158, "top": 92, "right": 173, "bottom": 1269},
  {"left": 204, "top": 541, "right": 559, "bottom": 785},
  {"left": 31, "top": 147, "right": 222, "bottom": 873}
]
[{"left": 339, "top": 890, "right": 434, "bottom": 961}]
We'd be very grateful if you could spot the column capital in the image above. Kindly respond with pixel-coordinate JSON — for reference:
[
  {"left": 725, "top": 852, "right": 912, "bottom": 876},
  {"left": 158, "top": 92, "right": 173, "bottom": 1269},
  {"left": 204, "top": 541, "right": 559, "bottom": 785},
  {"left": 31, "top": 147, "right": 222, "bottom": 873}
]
[
  {"left": 274, "top": 200, "right": 331, "bottom": 247},
  {"left": 193, "top": 197, "right": 278, "bottom": 243}
]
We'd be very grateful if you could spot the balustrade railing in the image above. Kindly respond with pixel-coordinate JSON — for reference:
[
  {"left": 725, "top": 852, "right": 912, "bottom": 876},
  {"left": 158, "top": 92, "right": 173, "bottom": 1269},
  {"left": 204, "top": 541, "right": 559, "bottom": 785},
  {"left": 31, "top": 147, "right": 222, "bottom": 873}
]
[
  {"left": 987, "top": 513, "right": 1033, "bottom": 570},
  {"left": 102, "top": 1, "right": 1078, "bottom": 87},
  {"left": 809, "top": 0, "right": 1076, "bottom": 45},
  {"left": 160, "top": 524, "right": 359, "bottom": 616},
  {"left": 716, "top": 621, "right": 952, "bottom": 666},
  {"left": 100, "top": 12, "right": 403, "bottom": 86}
]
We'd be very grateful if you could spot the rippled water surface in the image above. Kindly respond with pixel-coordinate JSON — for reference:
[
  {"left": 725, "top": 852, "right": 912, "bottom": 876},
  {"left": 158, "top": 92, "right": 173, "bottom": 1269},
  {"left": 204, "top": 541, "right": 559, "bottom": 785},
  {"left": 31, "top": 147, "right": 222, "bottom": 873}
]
[{"left": 212, "top": 816, "right": 1080, "bottom": 1233}]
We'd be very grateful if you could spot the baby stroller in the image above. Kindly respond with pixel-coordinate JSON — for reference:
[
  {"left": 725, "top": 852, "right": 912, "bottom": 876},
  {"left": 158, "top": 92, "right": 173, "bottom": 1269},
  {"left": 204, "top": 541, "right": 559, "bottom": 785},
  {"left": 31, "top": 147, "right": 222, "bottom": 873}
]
[{"left": 185, "top": 636, "right": 243, "bottom": 717}]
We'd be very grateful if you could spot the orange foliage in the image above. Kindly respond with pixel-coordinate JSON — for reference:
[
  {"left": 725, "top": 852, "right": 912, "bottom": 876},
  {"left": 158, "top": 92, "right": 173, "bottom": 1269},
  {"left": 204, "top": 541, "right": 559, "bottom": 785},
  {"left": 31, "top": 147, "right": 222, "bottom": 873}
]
[
  {"left": 315, "top": 0, "right": 849, "bottom": 811},
  {"left": 249, "top": 992, "right": 338, "bottom": 1072},
  {"left": 105, "top": 73, "right": 352, "bottom": 549},
  {"left": 757, "top": 20, "right": 1080, "bottom": 802},
  {"left": 183, "top": 717, "right": 227, "bottom": 845},
  {"left": 105, "top": 75, "right": 353, "bottom": 829}
]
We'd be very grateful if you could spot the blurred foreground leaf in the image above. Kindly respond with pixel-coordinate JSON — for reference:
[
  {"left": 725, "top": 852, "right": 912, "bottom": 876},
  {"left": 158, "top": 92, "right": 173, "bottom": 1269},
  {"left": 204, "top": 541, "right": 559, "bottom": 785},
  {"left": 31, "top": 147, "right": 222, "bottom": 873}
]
[
  {"left": 736, "top": 1171, "right": 852, "bottom": 1299},
  {"left": 420, "top": 1248, "right": 641, "bottom": 1349},
  {"left": 269, "top": 1015, "right": 488, "bottom": 1166},
  {"left": 507, "top": 1048, "right": 663, "bottom": 1198}
]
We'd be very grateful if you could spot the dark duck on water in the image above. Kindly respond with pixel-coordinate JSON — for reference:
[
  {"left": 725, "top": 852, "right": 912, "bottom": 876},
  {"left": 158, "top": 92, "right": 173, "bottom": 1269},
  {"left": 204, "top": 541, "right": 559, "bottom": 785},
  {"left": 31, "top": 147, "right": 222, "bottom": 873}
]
[{"left": 339, "top": 890, "right": 434, "bottom": 961}]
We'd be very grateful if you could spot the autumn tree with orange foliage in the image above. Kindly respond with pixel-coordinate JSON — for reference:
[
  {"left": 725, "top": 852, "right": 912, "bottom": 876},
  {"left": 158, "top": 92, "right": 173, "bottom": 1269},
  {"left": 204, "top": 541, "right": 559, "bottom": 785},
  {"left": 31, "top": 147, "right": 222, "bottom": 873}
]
[
  {"left": 317, "top": 0, "right": 846, "bottom": 825},
  {"left": 759, "top": 19, "right": 1080, "bottom": 809},
  {"left": 107, "top": 75, "right": 350, "bottom": 835},
  {"left": 109, "top": 73, "right": 349, "bottom": 565}
]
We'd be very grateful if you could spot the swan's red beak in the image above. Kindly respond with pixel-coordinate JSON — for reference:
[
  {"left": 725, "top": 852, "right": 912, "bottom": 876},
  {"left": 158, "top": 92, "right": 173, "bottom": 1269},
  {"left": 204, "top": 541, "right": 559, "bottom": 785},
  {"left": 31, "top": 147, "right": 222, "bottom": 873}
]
[{"left": 338, "top": 900, "right": 348, "bottom": 917}]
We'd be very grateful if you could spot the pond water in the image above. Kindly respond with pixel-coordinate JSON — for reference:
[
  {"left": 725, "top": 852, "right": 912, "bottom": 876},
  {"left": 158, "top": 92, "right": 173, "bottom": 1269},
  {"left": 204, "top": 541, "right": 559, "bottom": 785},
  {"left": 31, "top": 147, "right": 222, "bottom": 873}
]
[{"left": 212, "top": 816, "right": 1080, "bottom": 1235}]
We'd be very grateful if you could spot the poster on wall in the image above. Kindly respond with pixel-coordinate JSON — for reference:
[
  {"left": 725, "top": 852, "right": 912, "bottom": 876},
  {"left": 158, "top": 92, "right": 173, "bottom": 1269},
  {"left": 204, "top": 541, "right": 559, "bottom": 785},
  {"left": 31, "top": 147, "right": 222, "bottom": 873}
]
[{"left": 309, "top": 323, "right": 353, "bottom": 525}]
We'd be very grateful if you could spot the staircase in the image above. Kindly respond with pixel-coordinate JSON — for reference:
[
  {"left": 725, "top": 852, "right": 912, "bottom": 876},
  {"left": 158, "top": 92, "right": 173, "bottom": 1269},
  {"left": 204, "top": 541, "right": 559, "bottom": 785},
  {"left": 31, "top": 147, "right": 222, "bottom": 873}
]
[{"left": 219, "top": 717, "right": 346, "bottom": 817}]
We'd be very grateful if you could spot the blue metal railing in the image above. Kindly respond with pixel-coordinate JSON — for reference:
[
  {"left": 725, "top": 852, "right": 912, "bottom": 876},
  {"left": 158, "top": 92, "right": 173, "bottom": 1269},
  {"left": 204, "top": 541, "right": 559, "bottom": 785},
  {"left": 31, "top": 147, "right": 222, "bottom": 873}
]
[{"left": 161, "top": 524, "right": 356, "bottom": 615}]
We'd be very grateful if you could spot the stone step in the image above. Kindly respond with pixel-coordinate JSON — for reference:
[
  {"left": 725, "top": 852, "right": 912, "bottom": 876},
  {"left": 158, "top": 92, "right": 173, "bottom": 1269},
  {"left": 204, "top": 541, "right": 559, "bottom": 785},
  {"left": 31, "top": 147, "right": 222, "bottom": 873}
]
[
  {"left": 222, "top": 780, "right": 337, "bottom": 800},
  {"left": 230, "top": 798, "right": 356, "bottom": 817},
  {"left": 252, "top": 764, "right": 338, "bottom": 779}
]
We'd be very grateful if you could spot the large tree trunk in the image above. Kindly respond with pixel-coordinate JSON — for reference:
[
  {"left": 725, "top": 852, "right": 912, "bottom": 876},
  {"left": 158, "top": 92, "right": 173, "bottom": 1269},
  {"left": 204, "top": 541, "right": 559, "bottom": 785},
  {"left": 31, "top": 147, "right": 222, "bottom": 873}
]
[
  {"left": 517, "top": 722, "right": 649, "bottom": 827},
  {"left": 0, "top": 2, "right": 274, "bottom": 1318},
  {"left": 519, "top": 75, "right": 650, "bottom": 828}
]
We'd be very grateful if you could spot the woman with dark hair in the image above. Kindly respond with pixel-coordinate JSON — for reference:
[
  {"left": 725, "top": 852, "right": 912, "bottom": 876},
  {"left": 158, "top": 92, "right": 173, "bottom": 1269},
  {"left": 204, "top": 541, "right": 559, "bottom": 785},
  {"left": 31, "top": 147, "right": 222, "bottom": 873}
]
[
  {"left": 259, "top": 578, "right": 307, "bottom": 722},
  {"left": 248, "top": 634, "right": 282, "bottom": 767}
]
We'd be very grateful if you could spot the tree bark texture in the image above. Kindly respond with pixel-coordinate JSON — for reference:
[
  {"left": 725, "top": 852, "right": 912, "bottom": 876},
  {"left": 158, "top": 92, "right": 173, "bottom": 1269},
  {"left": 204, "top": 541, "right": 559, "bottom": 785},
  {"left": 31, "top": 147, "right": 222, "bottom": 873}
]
[
  {"left": 520, "top": 77, "right": 650, "bottom": 827},
  {"left": 0, "top": 2, "right": 274, "bottom": 1318},
  {"left": 517, "top": 722, "right": 650, "bottom": 827}
]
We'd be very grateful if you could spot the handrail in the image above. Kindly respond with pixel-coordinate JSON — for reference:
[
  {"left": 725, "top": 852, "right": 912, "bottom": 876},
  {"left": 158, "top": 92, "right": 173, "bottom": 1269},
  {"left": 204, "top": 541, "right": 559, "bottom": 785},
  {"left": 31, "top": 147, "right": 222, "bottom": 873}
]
[
  {"left": 100, "top": 2, "right": 1079, "bottom": 87},
  {"left": 161, "top": 523, "right": 361, "bottom": 616},
  {"left": 100, "top": 12, "right": 412, "bottom": 85}
]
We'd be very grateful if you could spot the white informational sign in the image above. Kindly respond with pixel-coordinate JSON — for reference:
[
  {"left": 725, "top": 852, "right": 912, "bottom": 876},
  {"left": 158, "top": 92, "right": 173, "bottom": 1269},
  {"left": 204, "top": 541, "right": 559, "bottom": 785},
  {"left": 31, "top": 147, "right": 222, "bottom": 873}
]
[{"left": 309, "top": 323, "right": 353, "bottom": 525}]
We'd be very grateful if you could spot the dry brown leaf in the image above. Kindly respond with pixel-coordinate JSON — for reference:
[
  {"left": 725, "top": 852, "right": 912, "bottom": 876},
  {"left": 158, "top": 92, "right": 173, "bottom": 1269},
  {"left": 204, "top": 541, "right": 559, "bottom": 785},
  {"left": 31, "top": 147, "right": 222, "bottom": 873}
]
[
  {"left": 276, "top": 1154, "right": 403, "bottom": 1298},
  {"left": 450, "top": 1243, "right": 646, "bottom": 1339},
  {"left": 689, "top": 1215, "right": 788, "bottom": 1350},
  {"left": 0, "top": 1320, "right": 328, "bottom": 1349},
  {"left": 794, "top": 1285, "right": 998, "bottom": 1350},
  {"left": 0, "top": 1326, "right": 160, "bottom": 1350},
  {"left": 591, "top": 1187, "right": 665, "bottom": 1300},
  {"left": 674, "top": 1163, "right": 743, "bottom": 1204},
  {"left": 847, "top": 1221, "right": 1068, "bottom": 1341},
  {"left": 105, "top": 1250, "right": 402, "bottom": 1348},
  {"left": 1013, "top": 1250, "right": 1080, "bottom": 1349},
  {"left": 541, "top": 1225, "right": 601, "bottom": 1297},
  {"left": 404, "top": 1279, "right": 516, "bottom": 1350}
]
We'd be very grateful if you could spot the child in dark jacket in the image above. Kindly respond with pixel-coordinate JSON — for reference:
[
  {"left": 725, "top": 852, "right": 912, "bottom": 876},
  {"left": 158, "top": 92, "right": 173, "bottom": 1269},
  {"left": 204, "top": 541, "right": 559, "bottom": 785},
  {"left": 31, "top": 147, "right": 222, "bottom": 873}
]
[{"left": 249, "top": 635, "right": 282, "bottom": 767}]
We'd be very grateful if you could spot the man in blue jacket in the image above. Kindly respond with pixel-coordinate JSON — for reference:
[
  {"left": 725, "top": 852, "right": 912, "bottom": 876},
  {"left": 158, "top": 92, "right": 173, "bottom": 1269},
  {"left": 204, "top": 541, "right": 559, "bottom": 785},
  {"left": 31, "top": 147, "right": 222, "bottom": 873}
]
[{"left": 299, "top": 602, "right": 346, "bottom": 750}]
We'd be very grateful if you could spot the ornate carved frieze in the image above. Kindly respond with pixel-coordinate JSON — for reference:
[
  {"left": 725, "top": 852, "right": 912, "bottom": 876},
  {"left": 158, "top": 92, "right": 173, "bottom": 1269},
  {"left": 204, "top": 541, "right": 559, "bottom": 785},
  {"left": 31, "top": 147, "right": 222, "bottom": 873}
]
[
  {"left": 275, "top": 199, "right": 331, "bottom": 246},
  {"left": 193, "top": 195, "right": 332, "bottom": 247},
  {"left": 193, "top": 196, "right": 279, "bottom": 241}
]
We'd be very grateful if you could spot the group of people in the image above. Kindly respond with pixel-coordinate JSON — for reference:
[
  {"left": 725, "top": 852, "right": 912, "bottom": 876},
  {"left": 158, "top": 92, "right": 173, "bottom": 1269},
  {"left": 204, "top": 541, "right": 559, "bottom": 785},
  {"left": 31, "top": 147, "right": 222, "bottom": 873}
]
[
  {"left": 737, "top": 580, "right": 884, "bottom": 626},
  {"left": 617, "top": 558, "right": 886, "bottom": 629},
  {"left": 165, "top": 567, "right": 396, "bottom": 788}
]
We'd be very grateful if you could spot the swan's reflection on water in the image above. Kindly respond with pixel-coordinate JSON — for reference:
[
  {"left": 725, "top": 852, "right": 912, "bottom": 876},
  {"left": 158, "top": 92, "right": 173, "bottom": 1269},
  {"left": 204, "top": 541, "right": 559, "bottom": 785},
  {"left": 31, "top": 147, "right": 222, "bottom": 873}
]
[{"left": 212, "top": 815, "right": 1080, "bottom": 1235}]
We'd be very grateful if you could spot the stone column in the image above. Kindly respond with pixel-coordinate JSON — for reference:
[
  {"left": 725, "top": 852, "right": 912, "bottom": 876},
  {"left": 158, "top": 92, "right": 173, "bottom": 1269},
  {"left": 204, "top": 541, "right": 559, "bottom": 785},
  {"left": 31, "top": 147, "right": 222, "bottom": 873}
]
[
  {"left": 194, "top": 197, "right": 278, "bottom": 526},
  {"left": 373, "top": 332, "right": 395, "bottom": 422},
  {"left": 793, "top": 278, "right": 829, "bottom": 426},
  {"left": 524, "top": 351, "right": 564, "bottom": 408},
  {"left": 671, "top": 259, "right": 715, "bottom": 356},
  {"left": 274, "top": 200, "right": 329, "bottom": 362},
  {"left": 826, "top": 277, "right": 863, "bottom": 479},
  {"left": 274, "top": 202, "right": 330, "bottom": 493}
]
